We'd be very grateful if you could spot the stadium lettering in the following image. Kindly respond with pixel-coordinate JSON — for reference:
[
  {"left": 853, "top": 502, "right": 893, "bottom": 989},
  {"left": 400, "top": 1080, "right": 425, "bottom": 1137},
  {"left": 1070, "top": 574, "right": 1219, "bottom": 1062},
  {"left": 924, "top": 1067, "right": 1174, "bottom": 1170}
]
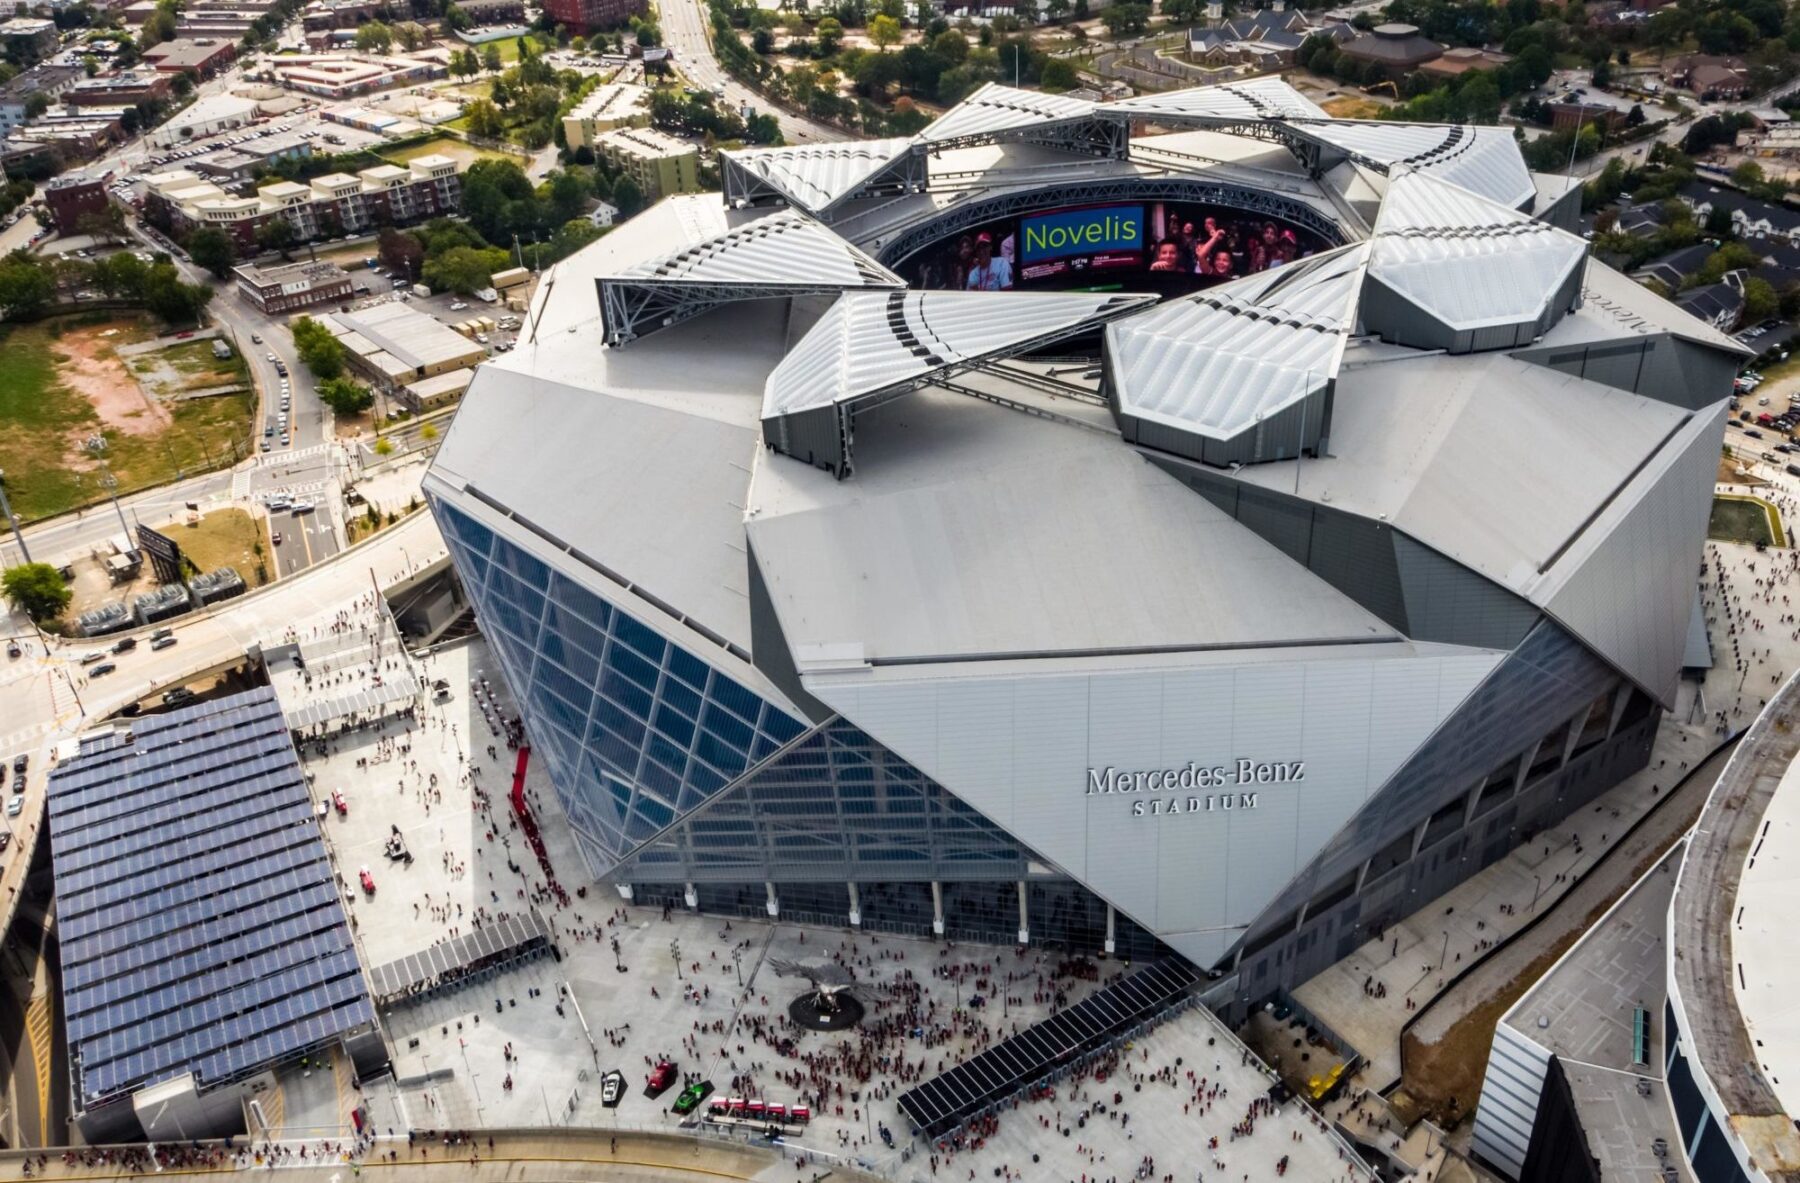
[{"left": 1087, "top": 761, "right": 1298, "bottom": 817}]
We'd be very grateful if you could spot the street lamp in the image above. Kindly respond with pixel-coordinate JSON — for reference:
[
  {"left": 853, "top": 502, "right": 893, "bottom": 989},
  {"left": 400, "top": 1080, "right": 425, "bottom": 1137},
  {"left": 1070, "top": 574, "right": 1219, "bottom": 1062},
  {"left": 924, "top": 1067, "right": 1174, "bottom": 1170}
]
[
  {"left": 671, "top": 937, "right": 682, "bottom": 981},
  {"left": 0, "top": 469, "right": 30, "bottom": 565}
]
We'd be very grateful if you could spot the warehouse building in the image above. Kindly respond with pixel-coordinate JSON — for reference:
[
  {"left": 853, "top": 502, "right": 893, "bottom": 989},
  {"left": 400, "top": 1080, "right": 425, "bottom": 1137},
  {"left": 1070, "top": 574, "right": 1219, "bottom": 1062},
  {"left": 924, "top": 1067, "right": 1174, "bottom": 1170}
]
[{"left": 318, "top": 300, "right": 486, "bottom": 390}]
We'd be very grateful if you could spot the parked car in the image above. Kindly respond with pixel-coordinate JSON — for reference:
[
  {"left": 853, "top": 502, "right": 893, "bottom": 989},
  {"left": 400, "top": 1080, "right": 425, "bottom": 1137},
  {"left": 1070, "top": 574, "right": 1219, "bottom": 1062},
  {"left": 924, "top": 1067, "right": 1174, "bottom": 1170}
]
[
  {"left": 645, "top": 1060, "right": 679, "bottom": 1097},
  {"left": 672, "top": 1080, "right": 714, "bottom": 1115},
  {"left": 600, "top": 1070, "right": 625, "bottom": 1107},
  {"left": 333, "top": 788, "right": 347, "bottom": 816},
  {"left": 4, "top": 795, "right": 19, "bottom": 818},
  {"left": 359, "top": 865, "right": 376, "bottom": 894}
]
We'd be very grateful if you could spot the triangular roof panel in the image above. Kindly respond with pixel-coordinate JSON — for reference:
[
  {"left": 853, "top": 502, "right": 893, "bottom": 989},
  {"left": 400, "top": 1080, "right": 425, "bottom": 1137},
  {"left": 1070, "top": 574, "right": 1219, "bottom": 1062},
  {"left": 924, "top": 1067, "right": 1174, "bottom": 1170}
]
[
  {"left": 1106, "top": 243, "right": 1367, "bottom": 439},
  {"left": 764, "top": 289, "right": 1153, "bottom": 419},
  {"left": 721, "top": 137, "right": 918, "bottom": 215},
  {"left": 1109, "top": 77, "right": 1327, "bottom": 121},
  {"left": 919, "top": 82, "right": 1100, "bottom": 144},
  {"left": 1368, "top": 167, "right": 1588, "bottom": 332},
  {"left": 1293, "top": 119, "right": 1536, "bottom": 209}
]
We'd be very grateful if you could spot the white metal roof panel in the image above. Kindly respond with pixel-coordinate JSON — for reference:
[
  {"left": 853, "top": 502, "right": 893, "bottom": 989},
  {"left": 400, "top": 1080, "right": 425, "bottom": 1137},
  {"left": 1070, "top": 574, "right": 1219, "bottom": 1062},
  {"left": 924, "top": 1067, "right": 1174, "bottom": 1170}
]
[
  {"left": 1105, "top": 243, "right": 1367, "bottom": 438},
  {"left": 1234, "top": 351, "right": 1689, "bottom": 594},
  {"left": 723, "top": 137, "right": 916, "bottom": 213},
  {"left": 748, "top": 383, "right": 1394, "bottom": 664},
  {"left": 1368, "top": 168, "right": 1587, "bottom": 331},
  {"left": 1108, "top": 77, "right": 1327, "bottom": 121},
  {"left": 918, "top": 82, "right": 1099, "bottom": 144},
  {"left": 763, "top": 289, "right": 1153, "bottom": 418},
  {"left": 1294, "top": 119, "right": 1536, "bottom": 209},
  {"left": 621, "top": 206, "right": 901, "bottom": 287}
]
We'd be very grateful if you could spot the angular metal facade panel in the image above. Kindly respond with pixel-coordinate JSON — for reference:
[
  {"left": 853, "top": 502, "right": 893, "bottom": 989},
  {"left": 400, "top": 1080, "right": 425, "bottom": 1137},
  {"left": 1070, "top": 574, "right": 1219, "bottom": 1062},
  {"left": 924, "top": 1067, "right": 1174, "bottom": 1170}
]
[
  {"left": 1513, "top": 333, "right": 1740, "bottom": 412},
  {"left": 1393, "top": 533, "right": 1542, "bottom": 651},
  {"left": 1234, "top": 621, "right": 1623, "bottom": 956},
  {"left": 1546, "top": 405, "right": 1726, "bottom": 706},
  {"left": 805, "top": 646, "right": 1502, "bottom": 970},
  {"left": 1472, "top": 1023, "right": 1554, "bottom": 1180}
]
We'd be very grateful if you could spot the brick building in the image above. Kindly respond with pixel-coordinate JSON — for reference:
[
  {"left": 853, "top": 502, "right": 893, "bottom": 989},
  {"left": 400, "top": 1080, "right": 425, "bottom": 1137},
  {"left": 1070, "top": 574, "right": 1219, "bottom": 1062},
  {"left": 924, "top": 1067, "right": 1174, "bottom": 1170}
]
[
  {"left": 144, "top": 153, "right": 462, "bottom": 251},
  {"left": 140, "top": 37, "right": 238, "bottom": 77},
  {"left": 233, "top": 259, "right": 354, "bottom": 314},
  {"left": 540, "top": 0, "right": 645, "bottom": 34},
  {"left": 43, "top": 174, "right": 109, "bottom": 233}
]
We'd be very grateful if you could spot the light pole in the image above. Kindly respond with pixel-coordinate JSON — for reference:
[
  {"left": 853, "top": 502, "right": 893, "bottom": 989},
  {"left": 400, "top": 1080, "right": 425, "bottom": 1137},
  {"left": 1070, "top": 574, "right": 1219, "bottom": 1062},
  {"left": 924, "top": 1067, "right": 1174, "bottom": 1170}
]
[
  {"left": 0, "top": 470, "right": 30, "bottom": 565},
  {"left": 1529, "top": 874, "right": 1543, "bottom": 912},
  {"left": 671, "top": 937, "right": 682, "bottom": 981}
]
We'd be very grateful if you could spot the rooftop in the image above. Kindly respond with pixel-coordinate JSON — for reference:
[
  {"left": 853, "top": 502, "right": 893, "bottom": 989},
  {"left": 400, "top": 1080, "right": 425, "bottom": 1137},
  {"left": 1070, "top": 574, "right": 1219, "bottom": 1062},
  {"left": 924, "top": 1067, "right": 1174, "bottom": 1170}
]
[
  {"left": 233, "top": 258, "right": 349, "bottom": 288},
  {"left": 321, "top": 300, "right": 487, "bottom": 371},
  {"left": 596, "top": 124, "right": 697, "bottom": 159}
]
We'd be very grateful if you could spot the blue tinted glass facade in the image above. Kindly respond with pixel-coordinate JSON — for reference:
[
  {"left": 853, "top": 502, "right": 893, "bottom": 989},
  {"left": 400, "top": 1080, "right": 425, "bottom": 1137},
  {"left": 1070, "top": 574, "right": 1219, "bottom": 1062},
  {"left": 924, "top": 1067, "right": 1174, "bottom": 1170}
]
[
  {"left": 433, "top": 499, "right": 807, "bottom": 878},
  {"left": 618, "top": 718, "right": 1033, "bottom": 884}
]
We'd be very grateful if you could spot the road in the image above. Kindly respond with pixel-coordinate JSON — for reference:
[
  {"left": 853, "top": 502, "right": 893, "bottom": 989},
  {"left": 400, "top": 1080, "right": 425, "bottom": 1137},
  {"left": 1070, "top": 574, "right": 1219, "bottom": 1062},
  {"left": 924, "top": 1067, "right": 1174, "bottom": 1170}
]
[{"left": 656, "top": 0, "right": 849, "bottom": 145}]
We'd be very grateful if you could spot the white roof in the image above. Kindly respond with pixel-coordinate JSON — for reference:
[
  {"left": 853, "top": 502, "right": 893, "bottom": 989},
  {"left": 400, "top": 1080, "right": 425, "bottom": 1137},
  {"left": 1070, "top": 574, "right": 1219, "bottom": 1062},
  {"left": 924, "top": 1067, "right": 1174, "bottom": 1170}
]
[
  {"left": 618, "top": 205, "right": 900, "bottom": 289},
  {"left": 918, "top": 82, "right": 1099, "bottom": 144},
  {"left": 1293, "top": 119, "right": 1537, "bottom": 209},
  {"left": 1105, "top": 244, "right": 1367, "bottom": 439},
  {"left": 763, "top": 290, "right": 1153, "bottom": 418},
  {"left": 746, "top": 382, "right": 1395, "bottom": 665},
  {"left": 1109, "top": 77, "right": 1327, "bottom": 121},
  {"left": 1235, "top": 351, "right": 1689, "bottom": 594},
  {"left": 1368, "top": 167, "right": 1587, "bottom": 331},
  {"left": 723, "top": 137, "right": 916, "bottom": 215}
]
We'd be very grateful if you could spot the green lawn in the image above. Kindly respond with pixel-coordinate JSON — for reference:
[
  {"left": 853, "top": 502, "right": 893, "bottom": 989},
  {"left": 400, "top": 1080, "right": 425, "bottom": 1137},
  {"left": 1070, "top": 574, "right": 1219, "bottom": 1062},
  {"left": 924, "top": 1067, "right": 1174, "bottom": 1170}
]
[
  {"left": 0, "top": 318, "right": 255, "bottom": 523},
  {"left": 1711, "top": 494, "right": 1783, "bottom": 548},
  {"left": 381, "top": 134, "right": 516, "bottom": 169}
]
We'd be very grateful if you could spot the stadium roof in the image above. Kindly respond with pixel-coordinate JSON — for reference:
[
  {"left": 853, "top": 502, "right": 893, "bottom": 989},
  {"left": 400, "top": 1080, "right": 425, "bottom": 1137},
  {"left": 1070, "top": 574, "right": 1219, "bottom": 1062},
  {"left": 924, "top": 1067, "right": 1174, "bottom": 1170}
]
[
  {"left": 1108, "top": 76, "right": 1326, "bottom": 122},
  {"left": 762, "top": 289, "right": 1153, "bottom": 418},
  {"left": 1105, "top": 242, "right": 1366, "bottom": 440},
  {"left": 917, "top": 81, "right": 1100, "bottom": 145},
  {"left": 721, "top": 137, "right": 920, "bottom": 216},
  {"left": 1295, "top": 119, "right": 1536, "bottom": 209},
  {"left": 49, "top": 690, "right": 374, "bottom": 1110},
  {"left": 587, "top": 199, "right": 904, "bottom": 344},
  {"left": 1368, "top": 167, "right": 1587, "bottom": 332}
]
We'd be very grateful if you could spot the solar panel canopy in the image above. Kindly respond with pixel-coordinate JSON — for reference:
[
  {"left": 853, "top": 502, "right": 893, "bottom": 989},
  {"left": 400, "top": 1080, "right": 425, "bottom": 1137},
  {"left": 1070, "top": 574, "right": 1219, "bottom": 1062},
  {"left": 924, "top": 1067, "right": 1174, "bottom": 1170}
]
[{"left": 49, "top": 688, "right": 374, "bottom": 1112}]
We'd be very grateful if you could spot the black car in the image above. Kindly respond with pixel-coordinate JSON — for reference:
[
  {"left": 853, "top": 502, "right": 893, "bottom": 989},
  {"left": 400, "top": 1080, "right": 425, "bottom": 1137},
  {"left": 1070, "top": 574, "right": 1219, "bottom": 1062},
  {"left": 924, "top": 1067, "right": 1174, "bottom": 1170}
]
[
  {"left": 1747, "top": 429, "right": 1765, "bottom": 438},
  {"left": 113, "top": 637, "right": 136, "bottom": 653},
  {"left": 11, "top": 754, "right": 25, "bottom": 775}
]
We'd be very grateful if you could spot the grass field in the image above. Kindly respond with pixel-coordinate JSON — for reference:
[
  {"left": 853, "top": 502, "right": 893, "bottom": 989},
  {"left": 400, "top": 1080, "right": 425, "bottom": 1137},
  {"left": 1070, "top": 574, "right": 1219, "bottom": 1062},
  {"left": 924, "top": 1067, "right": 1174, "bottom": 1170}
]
[
  {"left": 381, "top": 135, "right": 518, "bottom": 169},
  {"left": 174, "top": 508, "right": 271, "bottom": 587},
  {"left": 0, "top": 317, "right": 256, "bottom": 523},
  {"left": 1711, "top": 494, "right": 1783, "bottom": 547}
]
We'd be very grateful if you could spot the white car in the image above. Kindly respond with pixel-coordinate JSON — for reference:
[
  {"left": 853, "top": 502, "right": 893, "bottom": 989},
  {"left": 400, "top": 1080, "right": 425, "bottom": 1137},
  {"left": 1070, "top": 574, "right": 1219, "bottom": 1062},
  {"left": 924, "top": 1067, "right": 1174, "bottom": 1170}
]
[
  {"left": 266, "top": 352, "right": 277, "bottom": 362},
  {"left": 449, "top": 301, "right": 468, "bottom": 311},
  {"left": 5, "top": 795, "right": 20, "bottom": 818}
]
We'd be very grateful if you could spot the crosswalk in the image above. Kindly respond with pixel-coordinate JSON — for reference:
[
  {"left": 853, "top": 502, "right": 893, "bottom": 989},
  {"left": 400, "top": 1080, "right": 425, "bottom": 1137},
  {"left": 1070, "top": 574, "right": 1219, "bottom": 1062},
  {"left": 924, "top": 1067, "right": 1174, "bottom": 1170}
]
[
  {"left": 232, "top": 469, "right": 253, "bottom": 500},
  {"left": 258, "top": 443, "right": 334, "bottom": 468}
]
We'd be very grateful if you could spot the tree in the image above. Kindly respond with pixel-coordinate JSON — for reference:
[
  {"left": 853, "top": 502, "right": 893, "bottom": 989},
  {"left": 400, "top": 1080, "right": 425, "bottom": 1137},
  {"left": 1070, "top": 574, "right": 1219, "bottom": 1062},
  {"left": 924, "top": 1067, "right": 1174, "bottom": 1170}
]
[
  {"left": 0, "top": 253, "right": 54, "bottom": 320},
  {"left": 1706, "top": 203, "right": 1735, "bottom": 237},
  {"left": 140, "top": 5, "right": 176, "bottom": 45},
  {"left": 142, "top": 263, "right": 212, "bottom": 325},
  {"left": 393, "top": 20, "right": 428, "bottom": 50},
  {"left": 22, "top": 92, "right": 49, "bottom": 119},
  {"left": 610, "top": 174, "right": 643, "bottom": 216},
  {"left": 187, "top": 226, "right": 236, "bottom": 279},
  {"left": 355, "top": 20, "right": 392, "bottom": 52},
  {"left": 316, "top": 376, "right": 374, "bottom": 414},
  {"left": 256, "top": 217, "right": 296, "bottom": 258},
  {"left": 464, "top": 97, "right": 504, "bottom": 138},
  {"left": 1100, "top": 2, "right": 1150, "bottom": 37},
  {"left": 816, "top": 15, "right": 843, "bottom": 52},
  {"left": 483, "top": 43, "right": 503, "bottom": 72},
  {"left": 1040, "top": 56, "right": 1079, "bottom": 91},
  {"left": 1744, "top": 275, "right": 1779, "bottom": 322},
  {"left": 291, "top": 315, "right": 347, "bottom": 379},
  {"left": 421, "top": 244, "right": 507, "bottom": 293},
  {"left": 1, "top": 563, "right": 70, "bottom": 622},
  {"left": 377, "top": 225, "right": 424, "bottom": 279},
  {"left": 869, "top": 12, "right": 900, "bottom": 49},
  {"left": 752, "top": 26, "right": 774, "bottom": 52},
  {"left": 419, "top": 421, "right": 439, "bottom": 441}
]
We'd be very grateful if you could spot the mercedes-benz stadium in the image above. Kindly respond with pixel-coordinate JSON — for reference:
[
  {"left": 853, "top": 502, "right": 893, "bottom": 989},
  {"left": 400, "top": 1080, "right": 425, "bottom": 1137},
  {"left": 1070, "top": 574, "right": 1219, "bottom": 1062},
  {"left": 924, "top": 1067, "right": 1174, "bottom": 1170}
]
[{"left": 422, "top": 77, "right": 1746, "bottom": 1012}]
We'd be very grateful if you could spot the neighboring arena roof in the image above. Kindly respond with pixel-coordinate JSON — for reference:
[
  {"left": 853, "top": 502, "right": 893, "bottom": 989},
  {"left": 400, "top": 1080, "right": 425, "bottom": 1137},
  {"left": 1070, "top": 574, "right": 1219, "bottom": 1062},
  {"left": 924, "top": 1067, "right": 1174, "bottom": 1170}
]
[
  {"left": 1109, "top": 75, "right": 1326, "bottom": 121},
  {"left": 722, "top": 137, "right": 920, "bottom": 216}
]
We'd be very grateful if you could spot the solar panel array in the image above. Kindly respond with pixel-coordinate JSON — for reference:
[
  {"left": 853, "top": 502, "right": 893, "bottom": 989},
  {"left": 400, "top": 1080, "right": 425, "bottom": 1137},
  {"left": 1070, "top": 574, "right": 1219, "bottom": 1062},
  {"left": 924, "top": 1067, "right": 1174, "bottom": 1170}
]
[
  {"left": 49, "top": 688, "right": 375, "bottom": 1109},
  {"left": 897, "top": 960, "right": 1199, "bottom": 1139}
]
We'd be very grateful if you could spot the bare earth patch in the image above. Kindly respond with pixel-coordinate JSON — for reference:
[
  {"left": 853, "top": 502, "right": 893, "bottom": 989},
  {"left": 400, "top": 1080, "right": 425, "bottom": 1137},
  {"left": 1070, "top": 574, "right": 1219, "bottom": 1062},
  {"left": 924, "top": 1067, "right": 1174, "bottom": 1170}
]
[{"left": 54, "top": 324, "right": 168, "bottom": 438}]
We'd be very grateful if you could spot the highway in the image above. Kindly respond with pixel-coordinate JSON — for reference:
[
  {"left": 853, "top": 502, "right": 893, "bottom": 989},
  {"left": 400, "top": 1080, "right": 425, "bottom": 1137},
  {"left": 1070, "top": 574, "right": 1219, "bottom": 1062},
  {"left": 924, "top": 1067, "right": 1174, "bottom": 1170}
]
[{"left": 657, "top": 0, "right": 849, "bottom": 145}]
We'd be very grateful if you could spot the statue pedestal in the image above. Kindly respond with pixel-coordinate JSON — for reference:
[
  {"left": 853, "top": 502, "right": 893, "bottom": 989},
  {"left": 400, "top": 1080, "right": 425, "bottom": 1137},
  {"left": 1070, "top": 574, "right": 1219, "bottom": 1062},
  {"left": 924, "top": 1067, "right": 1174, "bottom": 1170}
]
[{"left": 787, "top": 991, "right": 866, "bottom": 1032}]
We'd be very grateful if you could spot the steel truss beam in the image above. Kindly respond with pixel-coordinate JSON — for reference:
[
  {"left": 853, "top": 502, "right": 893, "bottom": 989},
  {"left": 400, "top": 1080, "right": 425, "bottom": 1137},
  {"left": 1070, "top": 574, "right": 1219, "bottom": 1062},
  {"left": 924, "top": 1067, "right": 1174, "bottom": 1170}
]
[
  {"left": 597, "top": 277, "right": 899, "bottom": 347},
  {"left": 921, "top": 114, "right": 1129, "bottom": 159}
]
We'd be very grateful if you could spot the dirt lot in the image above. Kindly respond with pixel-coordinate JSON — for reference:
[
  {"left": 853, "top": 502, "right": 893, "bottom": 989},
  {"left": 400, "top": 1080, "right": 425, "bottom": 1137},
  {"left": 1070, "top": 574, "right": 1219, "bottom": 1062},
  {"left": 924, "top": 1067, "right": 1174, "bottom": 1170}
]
[
  {"left": 1321, "top": 96, "right": 1387, "bottom": 119},
  {"left": 59, "top": 321, "right": 167, "bottom": 437}
]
